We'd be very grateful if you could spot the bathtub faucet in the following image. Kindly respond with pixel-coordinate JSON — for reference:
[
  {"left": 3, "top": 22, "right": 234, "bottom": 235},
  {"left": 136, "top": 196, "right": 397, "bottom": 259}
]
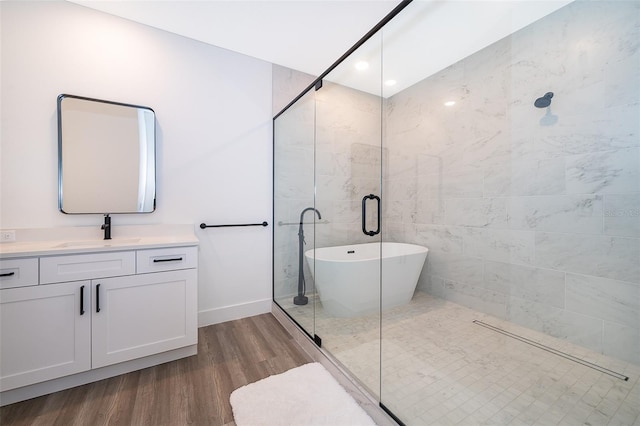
[
  {"left": 298, "top": 207, "right": 321, "bottom": 242},
  {"left": 294, "top": 207, "right": 322, "bottom": 305}
]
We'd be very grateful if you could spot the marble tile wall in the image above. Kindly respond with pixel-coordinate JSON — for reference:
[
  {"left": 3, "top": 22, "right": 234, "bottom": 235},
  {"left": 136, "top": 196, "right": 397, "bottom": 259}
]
[
  {"left": 274, "top": 1, "right": 640, "bottom": 365},
  {"left": 385, "top": 1, "right": 640, "bottom": 364},
  {"left": 272, "top": 67, "right": 316, "bottom": 317},
  {"left": 273, "top": 71, "right": 382, "bottom": 306},
  {"left": 314, "top": 81, "right": 383, "bottom": 250}
]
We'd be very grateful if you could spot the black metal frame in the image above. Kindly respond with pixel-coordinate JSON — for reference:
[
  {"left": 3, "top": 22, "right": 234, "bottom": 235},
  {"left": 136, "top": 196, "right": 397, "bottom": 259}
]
[
  {"left": 380, "top": 403, "right": 407, "bottom": 426},
  {"left": 200, "top": 221, "right": 268, "bottom": 229},
  {"left": 273, "top": 0, "right": 413, "bottom": 120},
  {"left": 57, "top": 93, "right": 157, "bottom": 215}
]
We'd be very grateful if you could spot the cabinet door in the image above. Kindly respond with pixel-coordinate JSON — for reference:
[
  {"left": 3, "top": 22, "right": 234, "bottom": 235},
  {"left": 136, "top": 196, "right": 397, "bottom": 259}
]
[
  {"left": 0, "top": 282, "right": 91, "bottom": 391},
  {"left": 92, "top": 269, "right": 197, "bottom": 368}
]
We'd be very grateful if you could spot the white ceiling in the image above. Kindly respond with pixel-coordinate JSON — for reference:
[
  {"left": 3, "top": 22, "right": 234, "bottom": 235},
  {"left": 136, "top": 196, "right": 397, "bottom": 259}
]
[
  {"left": 68, "top": 0, "right": 399, "bottom": 77},
  {"left": 69, "top": 0, "right": 573, "bottom": 96}
]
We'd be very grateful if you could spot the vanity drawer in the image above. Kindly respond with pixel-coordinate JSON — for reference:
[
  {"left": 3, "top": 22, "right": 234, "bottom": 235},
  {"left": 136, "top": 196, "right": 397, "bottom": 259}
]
[
  {"left": 40, "top": 252, "right": 136, "bottom": 284},
  {"left": 137, "top": 246, "right": 198, "bottom": 273},
  {"left": 0, "top": 258, "right": 39, "bottom": 289}
]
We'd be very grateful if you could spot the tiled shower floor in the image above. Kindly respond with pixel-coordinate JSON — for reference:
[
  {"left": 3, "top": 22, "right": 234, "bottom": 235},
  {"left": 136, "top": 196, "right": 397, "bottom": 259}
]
[{"left": 279, "top": 291, "right": 640, "bottom": 425}]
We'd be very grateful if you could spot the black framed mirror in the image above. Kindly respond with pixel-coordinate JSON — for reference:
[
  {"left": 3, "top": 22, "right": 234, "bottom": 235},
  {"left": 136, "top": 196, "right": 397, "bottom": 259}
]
[{"left": 57, "top": 94, "right": 156, "bottom": 214}]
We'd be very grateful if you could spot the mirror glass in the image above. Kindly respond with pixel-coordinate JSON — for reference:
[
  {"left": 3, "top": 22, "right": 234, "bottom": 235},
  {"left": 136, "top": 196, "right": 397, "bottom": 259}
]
[{"left": 58, "top": 94, "right": 156, "bottom": 214}]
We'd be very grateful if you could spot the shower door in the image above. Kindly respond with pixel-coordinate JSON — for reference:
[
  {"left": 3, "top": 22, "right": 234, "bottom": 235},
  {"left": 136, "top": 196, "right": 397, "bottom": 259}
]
[
  {"left": 378, "top": 1, "right": 640, "bottom": 425},
  {"left": 312, "top": 32, "right": 384, "bottom": 398}
]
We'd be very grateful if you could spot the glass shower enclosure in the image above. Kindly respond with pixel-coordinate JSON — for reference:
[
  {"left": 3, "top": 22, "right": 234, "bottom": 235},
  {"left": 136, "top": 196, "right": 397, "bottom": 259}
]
[{"left": 274, "top": 1, "right": 640, "bottom": 424}]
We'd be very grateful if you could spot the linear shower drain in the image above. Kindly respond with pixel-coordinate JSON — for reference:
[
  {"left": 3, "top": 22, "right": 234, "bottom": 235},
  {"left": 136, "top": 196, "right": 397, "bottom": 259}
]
[{"left": 473, "top": 320, "right": 629, "bottom": 381}]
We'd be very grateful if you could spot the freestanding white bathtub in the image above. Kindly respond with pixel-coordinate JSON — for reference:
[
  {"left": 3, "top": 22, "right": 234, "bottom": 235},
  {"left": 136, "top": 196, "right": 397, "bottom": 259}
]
[{"left": 305, "top": 242, "right": 428, "bottom": 317}]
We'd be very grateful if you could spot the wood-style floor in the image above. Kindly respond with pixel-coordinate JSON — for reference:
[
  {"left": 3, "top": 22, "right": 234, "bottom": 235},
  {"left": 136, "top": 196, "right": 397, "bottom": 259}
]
[{"left": 0, "top": 314, "right": 312, "bottom": 426}]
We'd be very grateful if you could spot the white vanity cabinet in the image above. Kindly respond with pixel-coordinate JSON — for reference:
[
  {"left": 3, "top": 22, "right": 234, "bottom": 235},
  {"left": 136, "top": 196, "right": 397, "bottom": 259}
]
[
  {"left": 0, "top": 281, "right": 91, "bottom": 391},
  {"left": 91, "top": 269, "right": 197, "bottom": 368},
  {"left": 0, "top": 243, "right": 198, "bottom": 398}
]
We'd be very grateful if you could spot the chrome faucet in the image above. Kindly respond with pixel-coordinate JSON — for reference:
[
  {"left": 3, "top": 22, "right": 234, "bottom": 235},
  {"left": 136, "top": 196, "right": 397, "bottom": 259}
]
[
  {"left": 294, "top": 207, "right": 322, "bottom": 305},
  {"left": 101, "top": 214, "right": 112, "bottom": 240}
]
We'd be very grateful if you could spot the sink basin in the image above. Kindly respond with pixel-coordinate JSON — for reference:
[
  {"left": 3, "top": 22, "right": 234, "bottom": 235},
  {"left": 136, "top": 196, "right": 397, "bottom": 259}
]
[{"left": 55, "top": 238, "right": 141, "bottom": 248}]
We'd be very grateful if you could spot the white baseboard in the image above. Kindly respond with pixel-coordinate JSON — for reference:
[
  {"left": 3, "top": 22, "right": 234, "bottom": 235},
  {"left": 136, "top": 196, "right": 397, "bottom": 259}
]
[{"left": 198, "top": 298, "right": 272, "bottom": 327}]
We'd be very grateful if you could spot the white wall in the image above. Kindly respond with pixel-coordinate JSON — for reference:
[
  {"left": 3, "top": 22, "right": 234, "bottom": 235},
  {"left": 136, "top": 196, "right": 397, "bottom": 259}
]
[{"left": 0, "top": 1, "right": 274, "bottom": 325}]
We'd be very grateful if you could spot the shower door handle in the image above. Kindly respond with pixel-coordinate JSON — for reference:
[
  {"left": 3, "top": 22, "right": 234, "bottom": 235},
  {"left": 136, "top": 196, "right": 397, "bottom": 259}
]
[{"left": 362, "top": 194, "right": 381, "bottom": 236}]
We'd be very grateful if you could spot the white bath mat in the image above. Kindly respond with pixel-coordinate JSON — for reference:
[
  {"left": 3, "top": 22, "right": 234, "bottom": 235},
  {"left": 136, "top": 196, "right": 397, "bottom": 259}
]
[{"left": 230, "top": 362, "right": 376, "bottom": 426}]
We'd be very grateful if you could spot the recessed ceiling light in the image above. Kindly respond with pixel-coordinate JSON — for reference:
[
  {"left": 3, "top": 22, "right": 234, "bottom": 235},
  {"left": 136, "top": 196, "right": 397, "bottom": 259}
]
[
  {"left": 444, "top": 101, "right": 456, "bottom": 107},
  {"left": 355, "top": 61, "right": 369, "bottom": 71},
  {"left": 384, "top": 79, "right": 397, "bottom": 86}
]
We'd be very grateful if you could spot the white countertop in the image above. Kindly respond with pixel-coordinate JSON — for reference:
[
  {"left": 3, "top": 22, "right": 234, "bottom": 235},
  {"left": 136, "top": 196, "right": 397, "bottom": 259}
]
[{"left": 0, "top": 225, "right": 199, "bottom": 258}]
